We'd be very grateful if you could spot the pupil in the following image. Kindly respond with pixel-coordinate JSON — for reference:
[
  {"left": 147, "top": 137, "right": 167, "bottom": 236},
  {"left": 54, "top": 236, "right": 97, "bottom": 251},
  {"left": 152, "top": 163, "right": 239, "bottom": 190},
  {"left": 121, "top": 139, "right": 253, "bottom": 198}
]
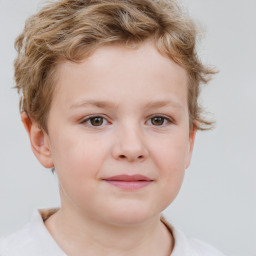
[
  {"left": 92, "top": 117, "right": 103, "bottom": 126},
  {"left": 152, "top": 117, "right": 164, "bottom": 125}
]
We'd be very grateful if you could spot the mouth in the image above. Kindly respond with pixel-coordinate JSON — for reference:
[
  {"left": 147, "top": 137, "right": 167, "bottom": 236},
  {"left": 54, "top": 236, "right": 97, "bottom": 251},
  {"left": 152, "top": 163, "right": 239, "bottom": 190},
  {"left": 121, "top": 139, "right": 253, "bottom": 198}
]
[{"left": 103, "top": 174, "right": 153, "bottom": 190}]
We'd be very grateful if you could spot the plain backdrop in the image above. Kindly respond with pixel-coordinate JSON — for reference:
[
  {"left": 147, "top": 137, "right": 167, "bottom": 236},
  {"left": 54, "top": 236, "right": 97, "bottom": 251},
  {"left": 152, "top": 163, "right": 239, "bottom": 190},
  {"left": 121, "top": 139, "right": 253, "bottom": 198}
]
[{"left": 0, "top": 0, "right": 255, "bottom": 255}]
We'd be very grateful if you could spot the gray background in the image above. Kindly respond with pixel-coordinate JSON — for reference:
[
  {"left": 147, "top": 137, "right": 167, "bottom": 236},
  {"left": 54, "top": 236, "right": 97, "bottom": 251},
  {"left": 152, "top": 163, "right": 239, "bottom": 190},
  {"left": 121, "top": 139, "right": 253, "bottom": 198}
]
[{"left": 0, "top": 0, "right": 255, "bottom": 255}]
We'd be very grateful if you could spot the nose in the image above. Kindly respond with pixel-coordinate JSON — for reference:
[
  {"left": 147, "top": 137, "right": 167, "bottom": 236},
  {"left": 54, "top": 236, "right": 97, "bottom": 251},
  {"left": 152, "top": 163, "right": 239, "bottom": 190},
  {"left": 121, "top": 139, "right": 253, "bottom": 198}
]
[{"left": 111, "top": 125, "right": 149, "bottom": 162}]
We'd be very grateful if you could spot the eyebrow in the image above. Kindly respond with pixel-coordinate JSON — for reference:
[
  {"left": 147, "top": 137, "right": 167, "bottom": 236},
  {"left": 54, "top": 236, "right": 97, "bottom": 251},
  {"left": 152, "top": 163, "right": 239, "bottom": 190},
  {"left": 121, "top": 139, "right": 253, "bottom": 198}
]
[
  {"left": 70, "top": 98, "right": 183, "bottom": 110},
  {"left": 70, "top": 99, "right": 118, "bottom": 109},
  {"left": 143, "top": 99, "right": 183, "bottom": 110}
]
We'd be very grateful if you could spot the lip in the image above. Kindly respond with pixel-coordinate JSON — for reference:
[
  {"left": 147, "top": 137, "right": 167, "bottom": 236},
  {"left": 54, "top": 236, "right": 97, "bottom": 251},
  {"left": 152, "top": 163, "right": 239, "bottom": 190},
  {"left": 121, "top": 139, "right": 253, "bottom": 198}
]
[{"left": 103, "top": 174, "right": 153, "bottom": 190}]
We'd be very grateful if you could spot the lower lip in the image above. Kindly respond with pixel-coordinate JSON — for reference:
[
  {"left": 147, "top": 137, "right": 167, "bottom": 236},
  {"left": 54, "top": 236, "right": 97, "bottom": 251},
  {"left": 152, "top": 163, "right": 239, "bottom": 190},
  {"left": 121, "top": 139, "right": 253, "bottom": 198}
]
[{"left": 104, "top": 180, "right": 152, "bottom": 190}]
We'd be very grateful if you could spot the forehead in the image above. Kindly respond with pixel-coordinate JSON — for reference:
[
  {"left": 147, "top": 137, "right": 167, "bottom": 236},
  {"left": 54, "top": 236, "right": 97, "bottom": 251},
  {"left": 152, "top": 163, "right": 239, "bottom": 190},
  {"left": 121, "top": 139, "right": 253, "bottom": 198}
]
[{"left": 52, "top": 41, "right": 188, "bottom": 110}]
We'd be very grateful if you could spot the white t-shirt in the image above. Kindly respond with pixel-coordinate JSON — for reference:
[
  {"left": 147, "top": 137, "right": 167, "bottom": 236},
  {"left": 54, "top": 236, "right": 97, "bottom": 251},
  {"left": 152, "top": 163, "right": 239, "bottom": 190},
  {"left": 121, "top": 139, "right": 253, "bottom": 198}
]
[{"left": 0, "top": 209, "right": 225, "bottom": 256}]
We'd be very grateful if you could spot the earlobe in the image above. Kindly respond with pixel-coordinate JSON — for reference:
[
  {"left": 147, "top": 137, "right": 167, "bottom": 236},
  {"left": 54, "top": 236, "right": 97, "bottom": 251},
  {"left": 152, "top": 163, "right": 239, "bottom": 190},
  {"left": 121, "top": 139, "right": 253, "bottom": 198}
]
[
  {"left": 185, "top": 126, "right": 197, "bottom": 169},
  {"left": 21, "top": 112, "right": 54, "bottom": 168}
]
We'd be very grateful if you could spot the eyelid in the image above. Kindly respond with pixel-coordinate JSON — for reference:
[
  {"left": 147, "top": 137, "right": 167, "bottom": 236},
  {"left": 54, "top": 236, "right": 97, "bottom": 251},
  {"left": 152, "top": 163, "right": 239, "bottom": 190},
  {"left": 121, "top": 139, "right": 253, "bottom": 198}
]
[
  {"left": 146, "top": 114, "right": 174, "bottom": 125},
  {"left": 80, "top": 114, "right": 110, "bottom": 126},
  {"left": 79, "top": 114, "right": 174, "bottom": 127}
]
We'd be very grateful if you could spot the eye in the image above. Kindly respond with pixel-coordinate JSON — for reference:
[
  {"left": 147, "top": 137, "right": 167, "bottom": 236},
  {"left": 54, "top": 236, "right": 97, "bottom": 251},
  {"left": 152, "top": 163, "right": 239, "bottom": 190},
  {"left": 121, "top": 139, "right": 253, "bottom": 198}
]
[
  {"left": 81, "top": 116, "right": 108, "bottom": 127},
  {"left": 147, "top": 116, "right": 171, "bottom": 126}
]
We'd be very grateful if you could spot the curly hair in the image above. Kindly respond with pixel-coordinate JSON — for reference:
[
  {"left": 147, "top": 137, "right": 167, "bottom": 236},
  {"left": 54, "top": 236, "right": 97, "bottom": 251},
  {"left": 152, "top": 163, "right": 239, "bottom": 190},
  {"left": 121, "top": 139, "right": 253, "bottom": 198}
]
[{"left": 14, "top": 0, "right": 215, "bottom": 133}]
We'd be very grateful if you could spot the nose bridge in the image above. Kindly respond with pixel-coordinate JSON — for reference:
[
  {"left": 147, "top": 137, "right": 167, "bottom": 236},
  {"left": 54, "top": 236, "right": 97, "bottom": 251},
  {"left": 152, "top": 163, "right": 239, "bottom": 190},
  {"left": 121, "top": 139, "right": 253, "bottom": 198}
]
[{"left": 112, "top": 120, "right": 148, "bottom": 162}]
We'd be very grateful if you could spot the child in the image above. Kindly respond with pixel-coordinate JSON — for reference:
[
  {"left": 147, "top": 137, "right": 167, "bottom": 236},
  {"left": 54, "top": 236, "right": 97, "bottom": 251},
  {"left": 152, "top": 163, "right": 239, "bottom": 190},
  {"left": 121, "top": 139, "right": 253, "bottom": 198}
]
[{"left": 0, "top": 0, "right": 225, "bottom": 255}]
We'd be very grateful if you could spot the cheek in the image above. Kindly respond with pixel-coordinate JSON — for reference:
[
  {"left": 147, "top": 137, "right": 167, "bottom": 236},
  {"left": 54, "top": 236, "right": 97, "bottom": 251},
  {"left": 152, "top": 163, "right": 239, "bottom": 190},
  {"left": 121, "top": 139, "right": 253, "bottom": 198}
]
[
  {"left": 150, "top": 134, "right": 189, "bottom": 174},
  {"left": 149, "top": 134, "right": 188, "bottom": 204},
  {"left": 50, "top": 133, "right": 108, "bottom": 198},
  {"left": 51, "top": 129, "right": 104, "bottom": 171}
]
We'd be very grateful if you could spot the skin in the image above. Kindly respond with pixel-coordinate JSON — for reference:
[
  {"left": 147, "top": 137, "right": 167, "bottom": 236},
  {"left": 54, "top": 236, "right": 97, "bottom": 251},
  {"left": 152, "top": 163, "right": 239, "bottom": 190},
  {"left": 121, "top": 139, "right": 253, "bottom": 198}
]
[{"left": 22, "top": 41, "right": 196, "bottom": 256}]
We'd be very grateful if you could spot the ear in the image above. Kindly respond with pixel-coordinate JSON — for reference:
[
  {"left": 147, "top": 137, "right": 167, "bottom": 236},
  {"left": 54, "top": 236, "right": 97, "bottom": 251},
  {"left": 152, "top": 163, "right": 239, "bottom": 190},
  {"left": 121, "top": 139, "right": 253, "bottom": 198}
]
[
  {"left": 185, "top": 125, "right": 197, "bottom": 169},
  {"left": 21, "top": 112, "right": 54, "bottom": 168}
]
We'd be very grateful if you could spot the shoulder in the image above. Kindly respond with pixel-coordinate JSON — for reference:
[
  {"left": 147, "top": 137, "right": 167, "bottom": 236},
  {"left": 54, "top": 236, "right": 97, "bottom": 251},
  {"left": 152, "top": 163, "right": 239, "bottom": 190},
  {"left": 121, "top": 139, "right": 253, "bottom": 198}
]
[
  {"left": 0, "top": 209, "right": 65, "bottom": 256},
  {"left": 185, "top": 236, "right": 226, "bottom": 256},
  {"left": 161, "top": 216, "right": 226, "bottom": 256},
  {"left": 0, "top": 224, "right": 35, "bottom": 256}
]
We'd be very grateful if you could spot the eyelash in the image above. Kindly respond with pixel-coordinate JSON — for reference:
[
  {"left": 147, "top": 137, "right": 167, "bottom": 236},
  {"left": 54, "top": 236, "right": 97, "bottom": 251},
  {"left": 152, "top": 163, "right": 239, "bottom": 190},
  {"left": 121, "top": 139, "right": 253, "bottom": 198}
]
[
  {"left": 80, "top": 115, "right": 109, "bottom": 127},
  {"left": 80, "top": 115, "right": 173, "bottom": 127},
  {"left": 147, "top": 115, "right": 173, "bottom": 126}
]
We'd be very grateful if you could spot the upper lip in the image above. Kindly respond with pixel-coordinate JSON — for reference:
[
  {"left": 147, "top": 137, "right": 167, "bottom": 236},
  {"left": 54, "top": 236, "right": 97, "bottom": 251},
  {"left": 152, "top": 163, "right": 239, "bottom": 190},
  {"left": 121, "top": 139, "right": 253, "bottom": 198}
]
[{"left": 104, "top": 174, "right": 152, "bottom": 181}]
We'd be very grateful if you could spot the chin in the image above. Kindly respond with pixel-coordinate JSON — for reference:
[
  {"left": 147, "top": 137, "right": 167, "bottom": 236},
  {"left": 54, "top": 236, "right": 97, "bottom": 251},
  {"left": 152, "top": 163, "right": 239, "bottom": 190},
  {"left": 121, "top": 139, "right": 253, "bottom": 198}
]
[{"left": 101, "top": 205, "right": 159, "bottom": 227}]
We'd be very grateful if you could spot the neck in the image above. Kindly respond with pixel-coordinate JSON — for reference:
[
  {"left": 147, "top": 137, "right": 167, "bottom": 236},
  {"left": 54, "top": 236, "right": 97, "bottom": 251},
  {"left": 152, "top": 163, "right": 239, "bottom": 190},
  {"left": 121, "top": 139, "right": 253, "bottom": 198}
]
[{"left": 45, "top": 206, "right": 173, "bottom": 256}]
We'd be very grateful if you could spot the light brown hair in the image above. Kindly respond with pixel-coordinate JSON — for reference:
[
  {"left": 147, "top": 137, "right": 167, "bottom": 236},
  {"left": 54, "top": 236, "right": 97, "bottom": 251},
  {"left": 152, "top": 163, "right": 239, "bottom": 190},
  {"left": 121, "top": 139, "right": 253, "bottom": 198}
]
[{"left": 14, "top": 0, "right": 215, "bottom": 133}]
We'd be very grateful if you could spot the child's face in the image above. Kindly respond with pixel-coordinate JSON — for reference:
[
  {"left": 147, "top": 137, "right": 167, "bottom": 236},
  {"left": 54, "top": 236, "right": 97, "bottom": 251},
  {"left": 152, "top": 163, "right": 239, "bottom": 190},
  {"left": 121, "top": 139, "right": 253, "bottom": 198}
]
[{"left": 39, "top": 41, "right": 195, "bottom": 225}]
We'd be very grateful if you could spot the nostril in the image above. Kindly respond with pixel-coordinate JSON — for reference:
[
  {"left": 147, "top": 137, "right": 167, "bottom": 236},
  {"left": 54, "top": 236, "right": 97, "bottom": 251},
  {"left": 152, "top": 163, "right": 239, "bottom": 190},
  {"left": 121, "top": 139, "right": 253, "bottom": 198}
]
[{"left": 119, "top": 154, "right": 144, "bottom": 160}]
